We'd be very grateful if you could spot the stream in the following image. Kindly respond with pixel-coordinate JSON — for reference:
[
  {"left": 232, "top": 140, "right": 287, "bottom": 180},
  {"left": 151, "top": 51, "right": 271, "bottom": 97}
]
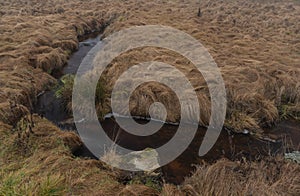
[{"left": 35, "top": 34, "right": 300, "bottom": 184}]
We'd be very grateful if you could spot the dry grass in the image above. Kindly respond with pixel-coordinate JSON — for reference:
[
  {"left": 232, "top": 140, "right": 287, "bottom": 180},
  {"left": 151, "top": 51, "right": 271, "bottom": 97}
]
[
  {"left": 98, "top": 0, "right": 300, "bottom": 134},
  {"left": 0, "top": 0, "right": 299, "bottom": 195},
  {"left": 0, "top": 0, "right": 298, "bottom": 132},
  {"left": 0, "top": 0, "right": 122, "bottom": 126},
  {"left": 161, "top": 158, "right": 300, "bottom": 196}
]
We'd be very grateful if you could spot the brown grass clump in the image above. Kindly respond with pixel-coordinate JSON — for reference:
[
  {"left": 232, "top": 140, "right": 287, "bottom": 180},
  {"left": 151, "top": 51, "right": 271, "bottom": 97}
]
[
  {"left": 36, "top": 48, "right": 67, "bottom": 73},
  {"left": 161, "top": 158, "right": 300, "bottom": 196},
  {"left": 0, "top": 101, "right": 29, "bottom": 125}
]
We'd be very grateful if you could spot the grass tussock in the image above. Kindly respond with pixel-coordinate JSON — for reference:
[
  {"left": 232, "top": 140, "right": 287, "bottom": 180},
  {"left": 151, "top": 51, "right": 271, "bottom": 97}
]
[
  {"left": 36, "top": 48, "right": 67, "bottom": 74},
  {"left": 161, "top": 158, "right": 300, "bottom": 196}
]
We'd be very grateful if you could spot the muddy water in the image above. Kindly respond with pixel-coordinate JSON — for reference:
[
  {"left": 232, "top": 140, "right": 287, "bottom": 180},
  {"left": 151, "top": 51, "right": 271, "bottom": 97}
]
[{"left": 36, "top": 34, "right": 300, "bottom": 185}]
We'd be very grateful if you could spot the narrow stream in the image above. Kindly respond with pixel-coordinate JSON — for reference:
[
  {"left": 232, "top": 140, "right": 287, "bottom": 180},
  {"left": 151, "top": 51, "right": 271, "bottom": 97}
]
[
  {"left": 35, "top": 34, "right": 101, "bottom": 125},
  {"left": 35, "top": 34, "right": 300, "bottom": 185}
]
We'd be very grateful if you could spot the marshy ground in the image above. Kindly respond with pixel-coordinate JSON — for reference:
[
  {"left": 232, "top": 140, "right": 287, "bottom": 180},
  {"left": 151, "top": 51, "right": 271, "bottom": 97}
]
[{"left": 0, "top": 0, "right": 299, "bottom": 195}]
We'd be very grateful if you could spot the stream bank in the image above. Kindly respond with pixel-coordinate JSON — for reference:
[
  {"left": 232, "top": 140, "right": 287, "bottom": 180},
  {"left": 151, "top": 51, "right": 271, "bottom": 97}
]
[{"left": 34, "top": 33, "right": 300, "bottom": 185}]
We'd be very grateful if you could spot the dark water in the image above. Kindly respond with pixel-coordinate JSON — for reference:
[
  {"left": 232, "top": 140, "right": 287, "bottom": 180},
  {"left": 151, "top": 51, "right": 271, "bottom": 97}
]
[
  {"left": 35, "top": 35, "right": 102, "bottom": 124},
  {"left": 35, "top": 91, "right": 67, "bottom": 123},
  {"left": 72, "top": 118, "right": 299, "bottom": 184},
  {"left": 35, "top": 34, "right": 300, "bottom": 185},
  {"left": 63, "top": 34, "right": 102, "bottom": 75},
  {"left": 76, "top": 117, "right": 299, "bottom": 184}
]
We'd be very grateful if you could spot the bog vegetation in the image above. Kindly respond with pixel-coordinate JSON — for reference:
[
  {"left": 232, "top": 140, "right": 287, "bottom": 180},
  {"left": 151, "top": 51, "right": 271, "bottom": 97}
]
[{"left": 0, "top": 0, "right": 299, "bottom": 195}]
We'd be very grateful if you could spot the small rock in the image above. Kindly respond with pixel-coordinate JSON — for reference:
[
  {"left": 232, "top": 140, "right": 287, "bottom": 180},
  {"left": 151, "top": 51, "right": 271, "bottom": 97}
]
[
  {"left": 106, "top": 148, "right": 160, "bottom": 171},
  {"left": 242, "top": 129, "right": 249, "bottom": 134},
  {"left": 285, "top": 151, "right": 300, "bottom": 164}
]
